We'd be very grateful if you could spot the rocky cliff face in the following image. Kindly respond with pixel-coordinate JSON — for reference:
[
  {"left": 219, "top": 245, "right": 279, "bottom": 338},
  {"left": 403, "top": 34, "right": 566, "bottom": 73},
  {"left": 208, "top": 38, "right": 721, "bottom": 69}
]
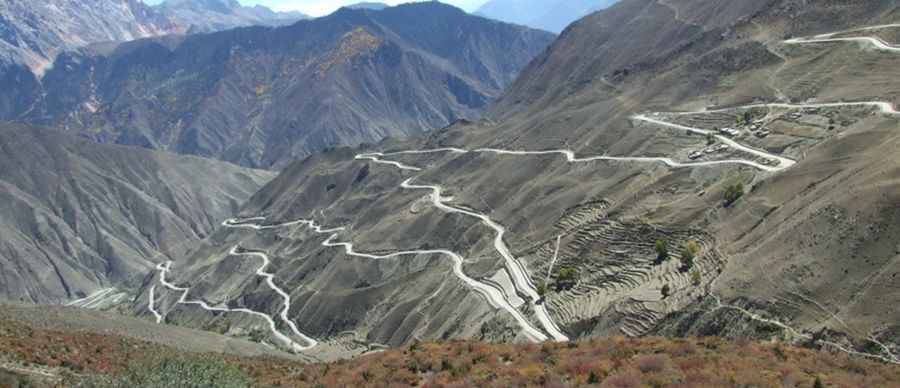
[
  {"left": 0, "top": 123, "right": 274, "bottom": 304},
  {"left": 12, "top": 3, "right": 554, "bottom": 169}
]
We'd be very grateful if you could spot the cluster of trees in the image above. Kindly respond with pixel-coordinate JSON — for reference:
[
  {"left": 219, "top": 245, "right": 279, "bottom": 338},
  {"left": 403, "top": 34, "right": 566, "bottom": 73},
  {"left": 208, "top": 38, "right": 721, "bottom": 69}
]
[
  {"left": 656, "top": 239, "right": 703, "bottom": 299},
  {"left": 655, "top": 239, "right": 701, "bottom": 272},
  {"left": 735, "top": 111, "right": 754, "bottom": 126},
  {"left": 536, "top": 267, "right": 580, "bottom": 300}
]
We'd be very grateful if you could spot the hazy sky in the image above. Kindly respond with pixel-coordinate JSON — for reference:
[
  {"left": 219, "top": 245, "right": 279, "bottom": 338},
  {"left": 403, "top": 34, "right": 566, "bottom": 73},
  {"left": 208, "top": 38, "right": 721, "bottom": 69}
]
[{"left": 144, "top": 0, "right": 490, "bottom": 17}]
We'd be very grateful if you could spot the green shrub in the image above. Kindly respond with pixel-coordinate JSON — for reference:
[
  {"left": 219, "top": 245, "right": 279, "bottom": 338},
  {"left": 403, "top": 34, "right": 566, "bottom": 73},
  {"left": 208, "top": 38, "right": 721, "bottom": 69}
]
[
  {"left": 724, "top": 182, "right": 745, "bottom": 207},
  {"left": 536, "top": 282, "right": 548, "bottom": 298},
  {"left": 680, "top": 241, "right": 700, "bottom": 272},
  {"left": 556, "top": 267, "right": 578, "bottom": 290},
  {"left": 654, "top": 240, "right": 669, "bottom": 264},
  {"left": 691, "top": 270, "right": 702, "bottom": 286},
  {"left": 814, "top": 376, "right": 825, "bottom": 388}
]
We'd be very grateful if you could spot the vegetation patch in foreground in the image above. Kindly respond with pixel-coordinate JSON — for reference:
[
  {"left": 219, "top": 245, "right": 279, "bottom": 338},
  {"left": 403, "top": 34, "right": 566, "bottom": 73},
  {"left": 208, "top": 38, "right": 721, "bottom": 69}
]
[{"left": 0, "top": 318, "right": 898, "bottom": 387}]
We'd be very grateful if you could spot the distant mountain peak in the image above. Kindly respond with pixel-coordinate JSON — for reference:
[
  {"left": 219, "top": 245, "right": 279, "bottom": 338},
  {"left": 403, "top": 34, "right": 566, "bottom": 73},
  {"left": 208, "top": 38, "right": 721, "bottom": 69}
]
[
  {"left": 476, "top": 0, "right": 618, "bottom": 32},
  {"left": 156, "top": 0, "right": 308, "bottom": 32},
  {"left": 346, "top": 2, "right": 389, "bottom": 11}
]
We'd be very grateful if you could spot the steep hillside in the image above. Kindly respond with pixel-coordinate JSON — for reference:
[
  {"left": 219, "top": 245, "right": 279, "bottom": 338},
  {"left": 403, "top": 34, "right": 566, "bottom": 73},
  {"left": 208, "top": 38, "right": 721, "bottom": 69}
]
[
  {"left": 0, "top": 124, "right": 274, "bottom": 304},
  {"left": 126, "top": 0, "right": 900, "bottom": 365},
  {"left": 10, "top": 3, "right": 554, "bottom": 169}
]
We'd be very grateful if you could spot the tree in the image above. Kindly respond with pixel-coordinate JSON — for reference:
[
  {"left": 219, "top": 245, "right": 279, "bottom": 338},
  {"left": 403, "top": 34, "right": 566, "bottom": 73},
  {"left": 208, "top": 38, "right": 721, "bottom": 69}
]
[
  {"left": 537, "top": 282, "right": 548, "bottom": 299},
  {"left": 706, "top": 132, "right": 717, "bottom": 145},
  {"left": 556, "top": 267, "right": 578, "bottom": 290},
  {"left": 661, "top": 284, "right": 671, "bottom": 299},
  {"left": 654, "top": 240, "right": 669, "bottom": 264},
  {"left": 724, "top": 182, "right": 745, "bottom": 207},
  {"left": 743, "top": 111, "right": 753, "bottom": 125},
  {"left": 680, "top": 241, "right": 701, "bottom": 272}
]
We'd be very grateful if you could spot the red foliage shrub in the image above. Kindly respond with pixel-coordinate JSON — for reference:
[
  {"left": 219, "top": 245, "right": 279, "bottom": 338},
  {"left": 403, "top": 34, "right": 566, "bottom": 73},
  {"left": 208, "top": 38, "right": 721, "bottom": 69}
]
[
  {"left": 634, "top": 354, "right": 671, "bottom": 374},
  {"left": 600, "top": 368, "right": 642, "bottom": 388}
]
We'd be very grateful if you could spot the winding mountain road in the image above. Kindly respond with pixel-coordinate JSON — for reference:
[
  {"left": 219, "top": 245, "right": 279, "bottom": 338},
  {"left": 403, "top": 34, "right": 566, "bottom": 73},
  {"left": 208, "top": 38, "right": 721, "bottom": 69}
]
[
  {"left": 153, "top": 259, "right": 316, "bottom": 352},
  {"left": 225, "top": 217, "right": 551, "bottom": 342},
  {"left": 399, "top": 178, "right": 570, "bottom": 341},
  {"left": 228, "top": 246, "right": 319, "bottom": 349}
]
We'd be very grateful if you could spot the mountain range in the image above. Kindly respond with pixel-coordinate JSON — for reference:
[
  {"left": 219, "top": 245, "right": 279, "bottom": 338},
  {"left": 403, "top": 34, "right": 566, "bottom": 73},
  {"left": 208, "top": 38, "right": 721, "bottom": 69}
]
[{"left": 5, "top": 3, "right": 553, "bottom": 169}]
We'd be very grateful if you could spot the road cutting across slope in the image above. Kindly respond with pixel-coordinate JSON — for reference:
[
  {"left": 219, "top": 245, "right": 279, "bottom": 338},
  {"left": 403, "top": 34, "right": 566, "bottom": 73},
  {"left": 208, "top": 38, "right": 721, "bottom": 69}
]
[
  {"left": 785, "top": 24, "right": 900, "bottom": 52},
  {"left": 630, "top": 115, "right": 796, "bottom": 171},
  {"left": 148, "top": 285, "right": 163, "bottom": 324}
]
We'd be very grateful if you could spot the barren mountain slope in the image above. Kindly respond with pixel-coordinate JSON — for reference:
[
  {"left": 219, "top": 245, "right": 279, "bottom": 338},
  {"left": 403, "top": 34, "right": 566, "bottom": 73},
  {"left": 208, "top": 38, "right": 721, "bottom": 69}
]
[
  {"left": 12, "top": 3, "right": 554, "bottom": 169},
  {"left": 129, "top": 0, "right": 900, "bottom": 364},
  {"left": 0, "top": 124, "right": 274, "bottom": 304}
]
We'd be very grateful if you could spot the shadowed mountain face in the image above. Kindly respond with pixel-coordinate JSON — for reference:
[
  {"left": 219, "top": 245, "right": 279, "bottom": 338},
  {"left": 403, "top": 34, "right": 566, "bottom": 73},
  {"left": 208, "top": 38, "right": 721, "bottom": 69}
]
[
  {"left": 135, "top": 0, "right": 900, "bottom": 362},
  {"left": 0, "top": 124, "right": 274, "bottom": 304},
  {"left": 476, "top": 0, "right": 618, "bottom": 33},
  {"left": 8, "top": 3, "right": 554, "bottom": 169}
]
